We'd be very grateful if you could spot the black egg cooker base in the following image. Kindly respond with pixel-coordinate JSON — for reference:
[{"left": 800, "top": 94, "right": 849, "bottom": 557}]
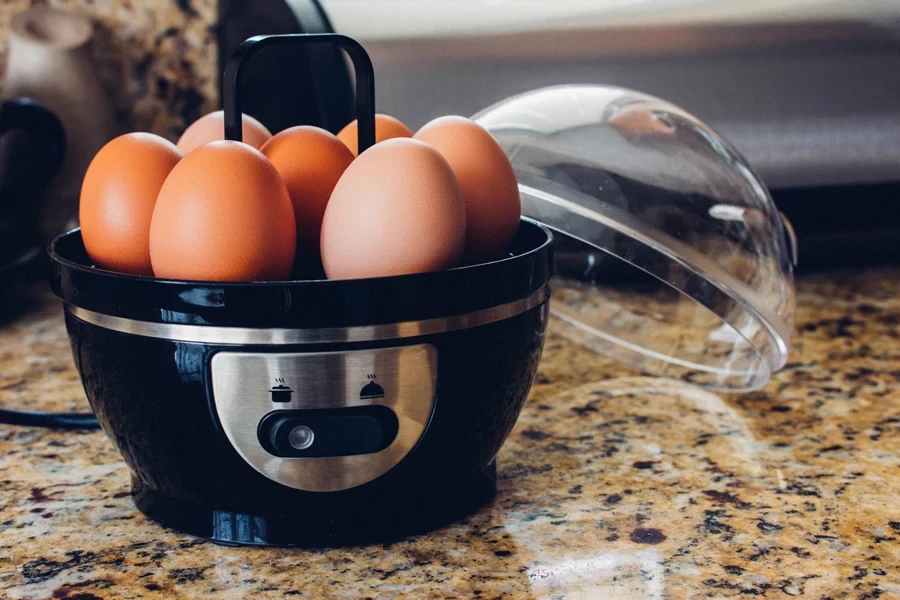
[
  {"left": 132, "top": 466, "right": 496, "bottom": 547},
  {"left": 53, "top": 221, "right": 552, "bottom": 547}
]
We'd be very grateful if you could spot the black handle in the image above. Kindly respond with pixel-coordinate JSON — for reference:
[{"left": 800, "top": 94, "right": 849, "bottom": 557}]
[
  {"left": 0, "top": 98, "right": 66, "bottom": 212},
  {"left": 223, "top": 33, "right": 375, "bottom": 153}
]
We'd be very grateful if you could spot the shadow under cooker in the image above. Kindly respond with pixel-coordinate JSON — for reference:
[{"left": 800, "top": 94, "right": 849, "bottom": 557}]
[{"left": 50, "top": 220, "right": 553, "bottom": 547}]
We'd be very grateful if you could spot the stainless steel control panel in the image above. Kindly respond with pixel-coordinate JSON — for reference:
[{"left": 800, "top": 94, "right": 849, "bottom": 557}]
[{"left": 211, "top": 344, "right": 437, "bottom": 492}]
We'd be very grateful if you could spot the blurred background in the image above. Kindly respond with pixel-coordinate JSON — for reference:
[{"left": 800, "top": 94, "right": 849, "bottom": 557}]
[{"left": 0, "top": 0, "right": 898, "bottom": 273}]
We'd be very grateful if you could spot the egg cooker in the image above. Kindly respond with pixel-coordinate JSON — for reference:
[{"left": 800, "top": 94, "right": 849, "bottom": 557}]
[{"left": 49, "top": 34, "right": 798, "bottom": 547}]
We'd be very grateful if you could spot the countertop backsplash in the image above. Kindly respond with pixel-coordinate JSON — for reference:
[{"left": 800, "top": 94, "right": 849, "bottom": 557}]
[{"left": 0, "top": 0, "right": 218, "bottom": 141}]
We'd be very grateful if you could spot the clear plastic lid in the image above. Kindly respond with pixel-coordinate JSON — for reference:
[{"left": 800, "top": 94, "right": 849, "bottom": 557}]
[{"left": 473, "top": 85, "right": 797, "bottom": 392}]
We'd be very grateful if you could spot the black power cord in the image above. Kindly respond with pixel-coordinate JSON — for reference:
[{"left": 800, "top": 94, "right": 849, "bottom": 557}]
[{"left": 0, "top": 408, "right": 100, "bottom": 430}]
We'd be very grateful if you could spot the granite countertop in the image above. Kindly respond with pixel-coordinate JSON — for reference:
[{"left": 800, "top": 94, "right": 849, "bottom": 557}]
[{"left": 0, "top": 268, "right": 898, "bottom": 599}]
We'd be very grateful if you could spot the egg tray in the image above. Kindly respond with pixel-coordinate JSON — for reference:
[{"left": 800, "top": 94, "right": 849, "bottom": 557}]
[
  {"left": 51, "top": 220, "right": 550, "bottom": 328},
  {"left": 90, "top": 33, "right": 496, "bottom": 283}
]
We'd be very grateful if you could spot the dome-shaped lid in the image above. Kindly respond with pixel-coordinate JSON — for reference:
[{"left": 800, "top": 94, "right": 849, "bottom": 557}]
[{"left": 474, "top": 85, "right": 797, "bottom": 391}]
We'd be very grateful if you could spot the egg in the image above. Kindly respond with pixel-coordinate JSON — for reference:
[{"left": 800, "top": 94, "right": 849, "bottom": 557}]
[
  {"left": 320, "top": 138, "right": 465, "bottom": 280},
  {"left": 337, "top": 113, "right": 413, "bottom": 156},
  {"left": 149, "top": 141, "right": 295, "bottom": 281},
  {"left": 260, "top": 126, "right": 353, "bottom": 268},
  {"left": 609, "top": 105, "right": 676, "bottom": 137},
  {"left": 176, "top": 110, "right": 272, "bottom": 154},
  {"left": 414, "top": 116, "right": 520, "bottom": 263},
  {"left": 80, "top": 133, "right": 183, "bottom": 276}
]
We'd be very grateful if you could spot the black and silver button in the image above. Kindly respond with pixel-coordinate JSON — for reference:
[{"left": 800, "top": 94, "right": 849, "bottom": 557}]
[{"left": 258, "top": 406, "right": 399, "bottom": 458}]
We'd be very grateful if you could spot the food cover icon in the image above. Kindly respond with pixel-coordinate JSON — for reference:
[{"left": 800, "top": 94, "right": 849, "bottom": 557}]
[{"left": 360, "top": 376, "right": 384, "bottom": 399}]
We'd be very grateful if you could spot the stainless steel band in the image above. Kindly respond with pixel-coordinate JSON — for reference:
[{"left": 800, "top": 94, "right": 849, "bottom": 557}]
[{"left": 65, "top": 285, "right": 549, "bottom": 345}]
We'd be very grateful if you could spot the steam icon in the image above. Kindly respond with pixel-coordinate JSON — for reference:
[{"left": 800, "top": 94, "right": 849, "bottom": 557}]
[{"left": 360, "top": 374, "right": 384, "bottom": 400}]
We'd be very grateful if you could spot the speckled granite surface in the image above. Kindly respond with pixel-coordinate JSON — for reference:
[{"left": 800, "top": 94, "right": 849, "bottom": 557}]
[
  {"left": 0, "top": 268, "right": 898, "bottom": 599},
  {"left": 0, "top": 0, "right": 217, "bottom": 138}
]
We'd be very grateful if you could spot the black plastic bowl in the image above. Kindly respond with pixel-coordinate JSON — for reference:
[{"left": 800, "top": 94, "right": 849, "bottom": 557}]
[{"left": 49, "top": 220, "right": 553, "bottom": 547}]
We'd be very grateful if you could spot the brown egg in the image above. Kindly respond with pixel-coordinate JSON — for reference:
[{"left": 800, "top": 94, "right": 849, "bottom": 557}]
[
  {"left": 321, "top": 138, "right": 465, "bottom": 280},
  {"left": 80, "top": 133, "right": 183, "bottom": 276},
  {"left": 414, "top": 116, "right": 520, "bottom": 263},
  {"left": 149, "top": 141, "right": 295, "bottom": 281},
  {"left": 609, "top": 105, "right": 676, "bottom": 137},
  {"left": 176, "top": 110, "right": 272, "bottom": 154},
  {"left": 260, "top": 126, "right": 353, "bottom": 266},
  {"left": 337, "top": 113, "right": 413, "bottom": 156}
]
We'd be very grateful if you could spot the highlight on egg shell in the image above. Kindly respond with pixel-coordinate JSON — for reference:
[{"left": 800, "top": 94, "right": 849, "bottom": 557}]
[
  {"left": 149, "top": 141, "right": 296, "bottom": 282},
  {"left": 320, "top": 138, "right": 466, "bottom": 280},
  {"left": 337, "top": 113, "right": 413, "bottom": 157},
  {"left": 414, "top": 115, "right": 521, "bottom": 264},
  {"left": 80, "top": 132, "right": 183, "bottom": 276},
  {"left": 260, "top": 126, "right": 354, "bottom": 271},
  {"left": 176, "top": 110, "right": 272, "bottom": 154}
]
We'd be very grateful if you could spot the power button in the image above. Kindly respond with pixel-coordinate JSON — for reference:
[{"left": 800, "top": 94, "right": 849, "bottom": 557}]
[
  {"left": 288, "top": 425, "right": 315, "bottom": 450},
  {"left": 258, "top": 406, "right": 399, "bottom": 458}
]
